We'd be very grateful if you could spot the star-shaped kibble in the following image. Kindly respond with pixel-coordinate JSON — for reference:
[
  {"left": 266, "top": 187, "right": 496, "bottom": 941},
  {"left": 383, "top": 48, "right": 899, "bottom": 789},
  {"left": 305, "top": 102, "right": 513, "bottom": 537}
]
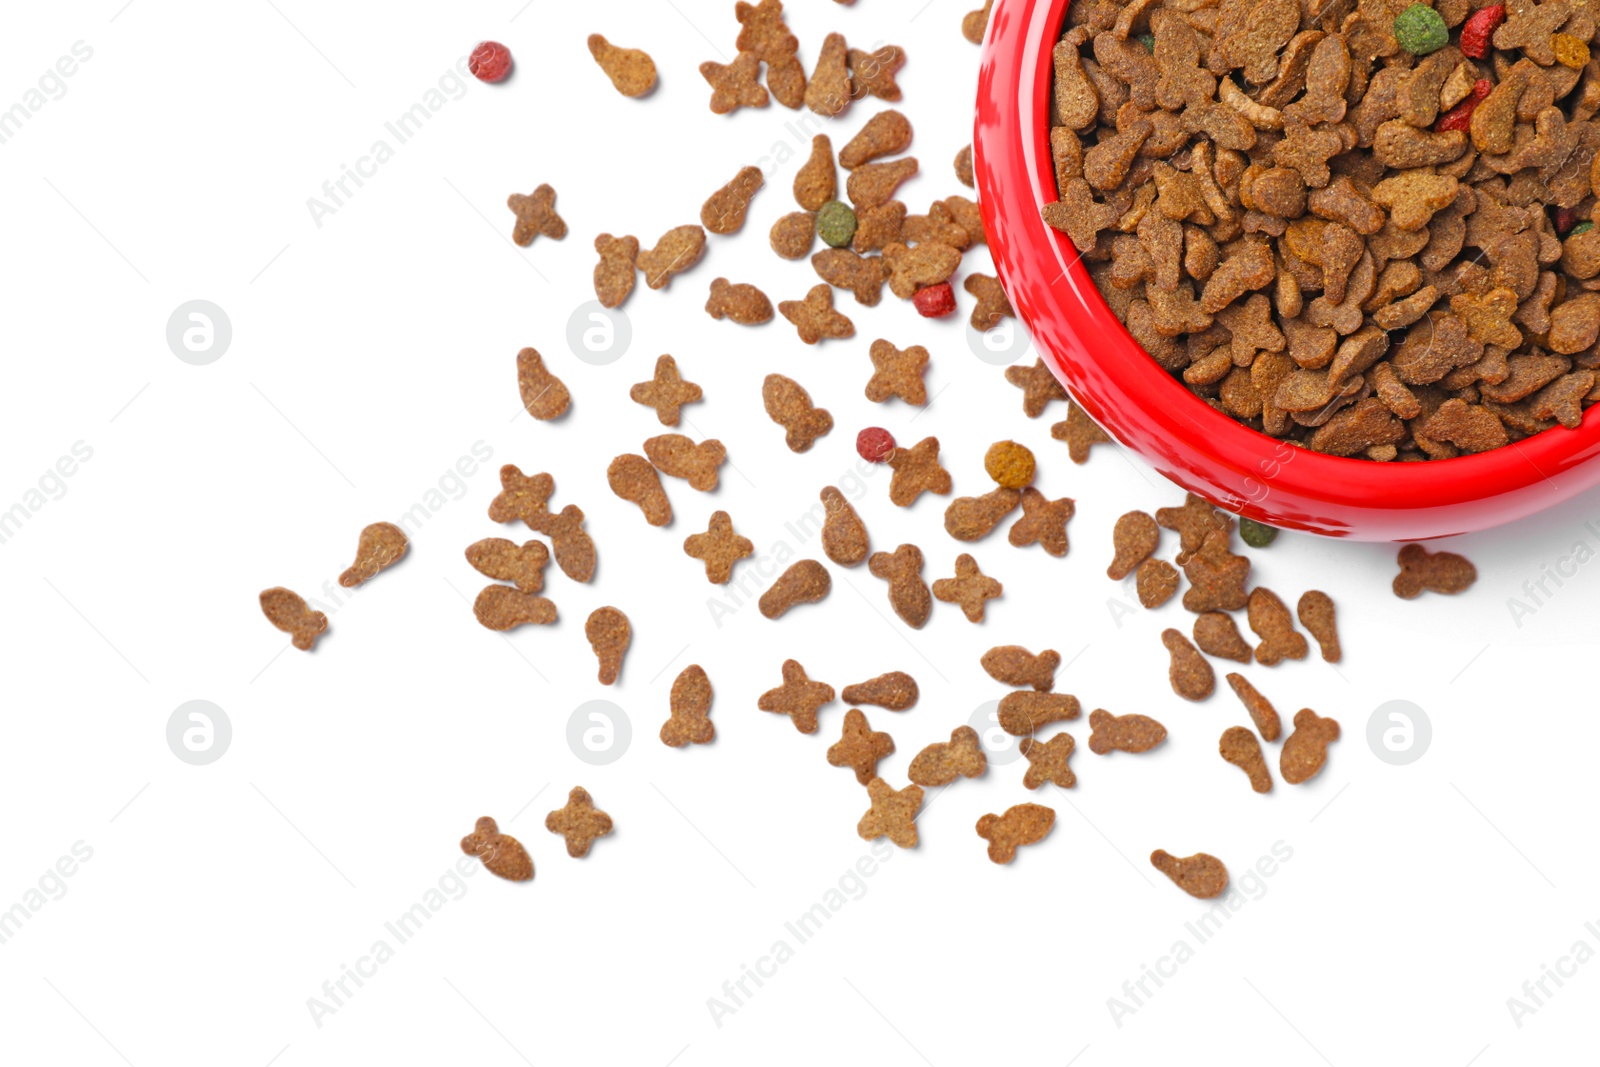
[
  {"left": 1004, "top": 359, "right": 1069, "bottom": 418},
  {"left": 544, "top": 786, "right": 614, "bottom": 858},
  {"left": 757, "top": 659, "right": 836, "bottom": 734},
  {"left": 1020, "top": 732, "right": 1077, "bottom": 789},
  {"left": 1008, "top": 487, "right": 1075, "bottom": 557},
  {"left": 827, "top": 708, "right": 895, "bottom": 784},
  {"left": 856, "top": 777, "right": 923, "bottom": 849},
  {"left": 629, "top": 355, "right": 703, "bottom": 426},
  {"left": 487, "top": 464, "right": 554, "bottom": 529},
  {"left": 683, "top": 510, "right": 755, "bottom": 584},
  {"left": 886, "top": 436, "right": 953, "bottom": 506},
  {"left": 698, "top": 51, "right": 769, "bottom": 114},
  {"left": 1181, "top": 530, "right": 1251, "bottom": 613},
  {"left": 1156, "top": 492, "right": 1235, "bottom": 564},
  {"left": 865, "top": 339, "right": 930, "bottom": 405},
  {"left": 780, "top": 284, "right": 856, "bottom": 344},
  {"left": 506, "top": 184, "right": 567, "bottom": 246},
  {"left": 932, "top": 553, "right": 1003, "bottom": 622}
]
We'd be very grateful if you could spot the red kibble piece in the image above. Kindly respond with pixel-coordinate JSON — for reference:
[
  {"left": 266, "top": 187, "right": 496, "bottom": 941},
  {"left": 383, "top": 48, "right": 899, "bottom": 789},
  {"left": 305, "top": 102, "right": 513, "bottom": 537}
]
[
  {"left": 857, "top": 427, "right": 896, "bottom": 463},
  {"left": 1554, "top": 206, "right": 1581, "bottom": 235},
  {"left": 470, "top": 41, "right": 513, "bottom": 83},
  {"left": 913, "top": 282, "right": 957, "bottom": 318},
  {"left": 1434, "top": 79, "right": 1491, "bottom": 132},
  {"left": 1458, "top": 5, "right": 1504, "bottom": 59}
]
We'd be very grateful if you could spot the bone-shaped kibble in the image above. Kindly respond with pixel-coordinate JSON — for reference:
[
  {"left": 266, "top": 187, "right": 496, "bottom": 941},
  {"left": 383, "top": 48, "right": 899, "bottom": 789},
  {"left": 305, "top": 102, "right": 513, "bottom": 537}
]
[
  {"left": 644, "top": 434, "right": 727, "bottom": 492},
  {"left": 259, "top": 587, "right": 328, "bottom": 651},
  {"left": 585, "top": 607, "right": 631, "bottom": 686},
  {"left": 868, "top": 544, "right": 932, "bottom": 628},
  {"left": 1220, "top": 726, "right": 1272, "bottom": 793},
  {"left": 1088, "top": 709, "right": 1167, "bottom": 754},
  {"left": 338, "top": 522, "right": 409, "bottom": 588},
  {"left": 661, "top": 665, "right": 714, "bottom": 747},
  {"left": 976, "top": 803, "right": 1055, "bottom": 864},
  {"left": 607, "top": 454, "right": 672, "bottom": 527},
  {"left": 980, "top": 645, "right": 1060, "bottom": 691},
  {"left": 908, "top": 726, "right": 987, "bottom": 787},
  {"left": 841, "top": 671, "right": 918, "bottom": 711},
  {"left": 1151, "top": 850, "right": 1229, "bottom": 898},
  {"left": 997, "top": 692, "right": 1081, "bottom": 736},
  {"left": 473, "top": 586, "right": 557, "bottom": 631},
  {"left": 460, "top": 816, "right": 533, "bottom": 882},
  {"left": 465, "top": 537, "right": 549, "bottom": 593},
  {"left": 1020, "top": 733, "right": 1077, "bottom": 789},
  {"left": 545, "top": 786, "right": 613, "bottom": 859},
  {"left": 759, "top": 560, "right": 831, "bottom": 619},
  {"left": 1280, "top": 708, "right": 1340, "bottom": 784}
]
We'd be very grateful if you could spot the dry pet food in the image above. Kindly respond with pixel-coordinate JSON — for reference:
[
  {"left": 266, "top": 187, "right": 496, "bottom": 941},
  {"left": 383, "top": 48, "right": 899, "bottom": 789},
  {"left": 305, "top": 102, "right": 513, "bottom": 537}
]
[
  {"left": 763, "top": 374, "right": 833, "bottom": 452},
  {"left": 1281, "top": 709, "right": 1340, "bottom": 784},
  {"left": 985, "top": 441, "right": 1037, "bottom": 489},
  {"left": 795, "top": 135, "right": 837, "bottom": 210},
  {"left": 683, "top": 511, "right": 755, "bottom": 584},
  {"left": 1150, "top": 850, "right": 1229, "bottom": 899},
  {"left": 805, "top": 32, "right": 851, "bottom": 117},
  {"left": 260, "top": 587, "right": 328, "bottom": 651},
  {"left": 760, "top": 560, "right": 832, "bottom": 618},
  {"left": 1163, "top": 628, "right": 1215, "bottom": 700},
  {"left": 828, "top": 708, "right": 896, "bottom": 784},
  {"left": 736, "top": 0, "right": 804, "bottom": 108},
  {"left": 1393, "top": 544, "right": 1477, "bottom": 598},
  {"left": 977, "top": 803, "right": 1055, "bottom": 864},
  {"left": 771, "top": 212, "right": 817, "bottom": 258},
  {"left": 780, "top": 284, "right": 856, "bottom": 343},
  {"left": 955, "top": 144, "right": 975, "bottom": 187},
  {"left": 507, "top": 184, "right": 567, "bottom": 246},
  {"left": 662, "top": 665, "right": 715, "bottom": 747},
  {"left": 842, "top": 671, "right": 919, "bottom": 711},
  {"left": 812, "top": 248, "right": 887, "bottom": 305},
  {"left": 1297, "top": 591, "right": 1341, "bottom": 662},
  {"left": 516, "top": 347, "right": 571, "bottom": 421},
  {"left": 584, "top": 606, "right": 631, "bottom": 685},
  {"left": 932, "top": 553, "right": 1004, "bottom": 622},
  {"left": 868, "top": 544, "right": 933, "bottom": 628},
  {"left": 998, "top": 692, "right": 1081, "bottom": 735},
  {"left": 1088, "top": 709, "right": 1167, "bottom": 754},
  {"left": 882, "top": 240, "right": 958, "bottom": 298},
  {"left": 486, "top": 468, "right": 558, "bottom": 531},
  {"left": 1158, "top": 496, "right": 1234, "bottom": 566},
  {"left": 706, "top": 278, "right": 775, "bottom": 324},
  {"left": 848, "top": 45, "right": 905, "bottom": 101},
  {"left": 541, "top": 505, "right": 597, "bottom": 583},
  {"left": 1220, "top": 726, "right": 1273, "bottom": 793},
  {"left": 914, "top": 282, "right": 957, "bottom": 318},
  {"left": 858, "top": 778, "right": 924, "bottom": 848},
  {"left": 638, "top": 225, "right": 707, "bottom": 290},
  {"left": 1193, "top": 611, "right": 1252, "bottom": 663},
  {"left": 460, "top": 817, "right": 532, "bottom": 882},
  {"left": 469, "top": 41, "right": 512, "bottom": 83},
  {"left": 945, "top": 488, "right": 1021, "bottom": 542},
  {"left": 473, "top": 586, "right": 558, "bottom": 631},
  {"left": 1009, "top": 488, "right": 1076, "bottom": 556},
  {"left": 593, "top": 234, "right": 639, "bottom": 308},
  {"left": 465, "top": 537, "right": 549, "bottom": 593},
  {"left": 700, "top": 52, "right": 768, "bottom": 113},
  {"left": 966, "top": 274, "right": 1015, "bottom": 330},
  {"left": 821, "top": 486, "right": 870, "bottom": 565},
  {"left": 1225, "top": 672, "right": 1281, "bottom": 741},
  {"left": 908, "top": 726, "right": 987, "bottom": 786},
  {"left": 1108, "top": 510, "right": 1159, "bottom": 580},
  {"left": 1181, "top": 531, "right": 1250, "bottom": 613},
  {"left": 857, "top": 426, "right": 896, "bottom": 463},
  {"left": 758, "top": 659, "right": 835, "bottom": 733},
  {"left": 545, "top": 786, "right": 613, "bottom": 858},
  {"left": 818, "top": 200, "right": 859, "bottom": 249},
  {"left": 630, "top": 355, "right": 702, "bottom": 426},
  {"left": 339, "top": 522, "right": 408, "bottom": 587},
  {"left": 645, "top": 434, "right": 726, "bottom": 491},
  {"left": 1020, "top": 733, "right": 1078, "bottom": 789},
  {"left": 840, "top": 110, "right": 913, "bottom": 169},
  {"left": 886, "top": 436, "right": 953, "bottom": 506},
  {"left": 963, "top": 0, "right": 994, "bottom": 44},
  {"left": 1137, "top": 559, "right": 1181, "bottom": 607},
  {"left": 607, "top": 454, "right": 672, "bottom": 526},
  {"left": 587, "top": 35, "right": 657, "bottom": 97},
  {"left": 1247, "top": 587, "right": 1309, "bottom": 665},
  {"left": 1054, "top": 401, "right": 1113, "bottom": 463},
  {"left": 702, "top": 167, "right": 765, "bottom": 235},
  {"left": 981, "top": 645, "right": 1059, "bottom": 690},
  {"left": 1005, "top": 359, "right": 1069, "bottom": 417}
]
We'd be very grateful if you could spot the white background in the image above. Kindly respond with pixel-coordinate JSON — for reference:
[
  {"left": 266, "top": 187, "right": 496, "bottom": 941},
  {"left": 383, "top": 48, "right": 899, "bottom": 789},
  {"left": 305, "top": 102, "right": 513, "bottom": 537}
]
[{"left": 2, "top": 1, "right": 1598, "bottom": 1064}]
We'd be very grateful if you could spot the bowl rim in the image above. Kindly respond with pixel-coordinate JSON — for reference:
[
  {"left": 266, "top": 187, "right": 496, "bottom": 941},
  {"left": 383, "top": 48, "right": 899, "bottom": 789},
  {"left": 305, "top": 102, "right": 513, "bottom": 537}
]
[{"left": 973, "top": 0, "right": 1600, "bottom": 539}]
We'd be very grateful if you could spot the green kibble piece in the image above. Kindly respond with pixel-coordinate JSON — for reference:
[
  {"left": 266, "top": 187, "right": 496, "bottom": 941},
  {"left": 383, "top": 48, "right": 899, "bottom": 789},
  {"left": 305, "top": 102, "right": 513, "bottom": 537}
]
[
  {"left": 1137, "top": 33, "right": 1156, "bottom": 51},
  {"left": 1394, "top": 4, "right": 1448, "bottom": 54},
  {"left": 817, "top": 200, "right": 858, "bottom": 248},
  {"left": 1572, "top": 221, "right": 1595, "bottom": 236},
  {"left": 1239, "top": 518, "right": 1278, "bottom": 548}
]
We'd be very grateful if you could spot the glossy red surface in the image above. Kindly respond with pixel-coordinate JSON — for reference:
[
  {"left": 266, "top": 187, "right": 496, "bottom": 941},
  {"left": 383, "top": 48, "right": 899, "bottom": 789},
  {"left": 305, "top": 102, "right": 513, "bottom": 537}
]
[{"left": 972, "top": 0, "right": 1600, "bottom": 540}]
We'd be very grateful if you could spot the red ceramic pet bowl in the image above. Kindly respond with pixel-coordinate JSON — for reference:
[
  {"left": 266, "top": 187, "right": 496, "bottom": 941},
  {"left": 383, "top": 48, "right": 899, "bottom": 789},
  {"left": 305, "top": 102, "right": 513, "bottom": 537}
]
[{"left": 972, "top": 0, "right": 1600, "bottom": 541}]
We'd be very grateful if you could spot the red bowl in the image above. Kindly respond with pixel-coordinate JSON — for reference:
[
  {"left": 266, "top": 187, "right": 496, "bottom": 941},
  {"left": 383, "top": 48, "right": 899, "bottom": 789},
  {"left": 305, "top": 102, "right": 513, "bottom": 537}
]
[{"left": 972, "top": 0, "right": 1600, "bottom": 541}]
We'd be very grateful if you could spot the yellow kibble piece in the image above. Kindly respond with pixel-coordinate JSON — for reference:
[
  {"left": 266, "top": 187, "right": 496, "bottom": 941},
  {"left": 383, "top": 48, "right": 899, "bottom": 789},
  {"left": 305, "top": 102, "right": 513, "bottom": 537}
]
[
  {"left": 1553, "top": 33, "right": 1590, "bottom": 69},
  {"left": 984, "top": 440, "right": 1037, "bottom": 489}
]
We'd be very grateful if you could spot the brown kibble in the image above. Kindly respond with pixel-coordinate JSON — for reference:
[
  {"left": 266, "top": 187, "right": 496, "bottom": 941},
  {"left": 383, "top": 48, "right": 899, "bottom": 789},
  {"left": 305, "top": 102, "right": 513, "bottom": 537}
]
[
  {"left": 584, "top": 606, "right": 630, "bottom": 685},
  {"left": 805, "top": 33, "right": 852, "bottom": 117},
  {"left": 1220, "top": 727, "right": 1272, "bottom": 793},
  {"left": 865, "top": 339, "right": 929, "bottom": 404},
  {"left": 932, "top": 553, "right": 1003, "bottom": 622},
  {"left": 460, "top": 817, "right": 532, "bottom": 882},
  {"left": 997, "top": 692, "right": 1081, "bottom": 736},
  {"left": 1182, "top": 531, "right": 1251, "bottom": 613},
  {"left": 882, "top": 239, "right": 958, "bottom": 298},
  {"left": 828, "top": 708, "right": 895, "bottom": 784},
  {"left": 1280, "top": 708, "right": 1340, "bottom": 784},
  {"left": 638, "top": 225, "right": 707, "bottom": 290},
  {"left": 966, "top": 274, "right": 1014, "bottom": 331},
  {"left": 339, "top": 522, "right": 408, "bottom": 588},
  {"left": 760, "top": 560, "right": 832, "bottom": 619},
  {"left": 1006, "top": 359, "right": 1070, "bottom": 417},
  {"left": 1020, "top": 733, "right": 1077, "bottom": 790},
  {"left": 842, "top": 672, "right": 918, "bottom": 711},
  {"left": 1108, "top": 511, "right": 1159, "bottom": 580},
  {"left": 820, "top": 486, "right": 870, "bottom": 566},
  {"left": 472, "top": 586, "right": 557, "bottom": 631},
  {"left": 736, "top": 1, "right": 800, "bottom": 64},
  {"left": 700, "top": 52, "right": 768, "bottom": 114},
  {"left": 593, "top": 234, "right": 639, "bottom": 308},
  {"left": 770, "top": 212, "right": 816, "bottom": 259},
  {"left": 516, "top": 347, "right": 571, "bottom": 421},
  {"left": 630, "top": 355, "right": 702, "bottom": 426},
  {"left": 869, "top": 544, "right": 932, "bottom": 628},
  {"left": 1297, "top": 591, "right": 1341, "bottom": 662},
  {"left": 963, "top": 0, "right": 995, "bottom": 44},
  {"left": 545, "top": 786, "right": 613, "bottom": 858},
  {"left": 1194, "top": 612, "right": 1252, "bottom": 663},
  {"left": 1088, "top": 709, "right": 1166, "bottom": 754},
  {"left": 840, "top": 110, "right": 912, "bottom": 169},
  {"left": 780, "top": 284, "right": 856, "bottom": 344},
  {"left": 984, "top": 441, "right": 1036, "bottom": 490},
  {"left": 1053, "top": 401, "right": 1113, "bottom": 463},
  {"left": 1010, "top": 487, "right": 1076, "bottom": 557},
  {"left": 1150, "top": 850, "right": 1229, "bottom": 898},
  {"left": 759, "top": 659, "right": 836, "bottom": 734},
  {"left": 487, "top": 464, "right": 552, "bottom": 528},
  {"left": 944, "top": 488, "right": 1022, "bottom": 542},
  {"left": 466, "top": 538, "right": 549, "bottom": 593},
  {"left": 644, "top": 434, "right": 726, "bottom": 492},
  {"left": 955, "top": 144, "right": 975, "bottom": 187},
  {"left": 909, "top": 726, "right": 987, "bottom": 787},
  {"left": 1247, "top": 587, "right": 1309, "bottom": 666},
  {"left": 1137, "top": 559, "right": 1180, "bottom": 607},
  {"left": 702, "top": 166, "right": 765, "bottom": 235},
  {"left": 981, "top": 645, "right": 1059, "bottom": 691},
  {"left": 1156, "top": 493, "right": 1234, "bottom": 564},
  {"left": 1394, "top": 543, "right": 1477, "bottom": 598},
  {"left": 542, "top": 504, "right": 596, "bottom": 584},
  {"left": 260, "top": 587, "right": 327, "bottom": 651},
  {"left": 507, "top": 184, "right": 567, "bottom": 246},
  {"left": 763, "top": 374, "right": 833, "bottom": 453},
  {"left": 705, "top": 278, "right": 774, "bottom": 325},
  {"left": 1226, "top": 672, "right": 1281, "bottom": 741},
  {"left": 858, "top": 778, "right": 923, "bottom": 849},
  {"left": 812, "top": 248, "right": 889, "bottom": 306},
  {"left": 661, "top": 665, "right": 714, "bottom": 747},
  {"left": 976, "top": 803, "right": 1055, "bottom": 864},
  {"left": 853, "top": 200, "right": 907, "bottom": 253},
  {"left": 587, "top": 35, "right": 656, "bottom": 97},
  {"left": 1162, "top": 628, "right": 1215, "bottom": 701},
  {"left": 683, "top": 511, "right": 755, "bottom": 584},
  {"left": 886, "top": 436, "right": 952, "bottom": 506},
  {"left": 795, "top": 135, "right": 837, "bottom": 211},
  {"left": 607, "top": 454, "right": 672, "bottom": 527},
  {"left": 848, "top": 45, "right": 905, "bottom": 102}
]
